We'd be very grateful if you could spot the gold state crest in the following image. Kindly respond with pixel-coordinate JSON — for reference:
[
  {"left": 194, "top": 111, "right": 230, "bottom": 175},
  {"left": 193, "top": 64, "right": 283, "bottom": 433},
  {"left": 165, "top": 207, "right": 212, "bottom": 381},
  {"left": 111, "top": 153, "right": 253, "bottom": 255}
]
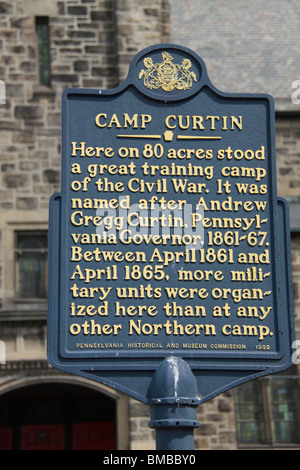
[{"left": 139, "top": 51, "right": 197, "bottom": 92}]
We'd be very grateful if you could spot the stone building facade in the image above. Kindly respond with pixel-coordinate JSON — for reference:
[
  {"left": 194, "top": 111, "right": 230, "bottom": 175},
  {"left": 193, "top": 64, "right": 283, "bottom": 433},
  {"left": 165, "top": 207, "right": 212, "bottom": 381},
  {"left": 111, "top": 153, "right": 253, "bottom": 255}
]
[{"left": 0, "top": 0, "right": 299, "bottom": 450}]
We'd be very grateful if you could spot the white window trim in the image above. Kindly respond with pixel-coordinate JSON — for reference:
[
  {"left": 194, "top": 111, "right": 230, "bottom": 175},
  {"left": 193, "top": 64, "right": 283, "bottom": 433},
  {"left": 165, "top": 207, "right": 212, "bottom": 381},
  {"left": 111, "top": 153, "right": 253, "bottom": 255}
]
[{"left": 0, "top": 210, "right": 48, "bottom": 312}]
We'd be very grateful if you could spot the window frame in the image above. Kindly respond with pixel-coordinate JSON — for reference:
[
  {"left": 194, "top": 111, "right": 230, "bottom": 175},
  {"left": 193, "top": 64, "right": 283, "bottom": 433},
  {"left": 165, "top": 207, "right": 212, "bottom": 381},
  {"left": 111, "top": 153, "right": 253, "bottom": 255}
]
[
  {"left": 0, "top": 211, "right": 48, "bottom": 316},
  {"left": 35, "top": 16, "right": 51, "bottom": 87},
  {"left": 14, "top": 230, "right": 48, "bottom": 302},
  {"left": 235, "top": 371, "right": 300, "bottom": 448}
]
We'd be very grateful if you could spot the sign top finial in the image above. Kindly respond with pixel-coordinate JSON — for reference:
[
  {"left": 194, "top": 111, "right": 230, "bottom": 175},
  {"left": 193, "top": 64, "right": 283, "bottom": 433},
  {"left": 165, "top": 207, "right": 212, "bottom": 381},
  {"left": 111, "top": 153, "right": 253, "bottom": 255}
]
[
  {"left": 130, "top": 44, "right": 206, "bottom": 101},
  {"left": 138, "top": 50, "right": 197, "bottom": 92}
]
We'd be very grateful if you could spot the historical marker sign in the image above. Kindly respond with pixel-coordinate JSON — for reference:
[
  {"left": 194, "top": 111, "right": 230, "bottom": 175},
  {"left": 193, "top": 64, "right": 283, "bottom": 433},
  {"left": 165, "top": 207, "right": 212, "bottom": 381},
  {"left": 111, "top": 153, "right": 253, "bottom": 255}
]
[{"left": 48, "top": 44, "right": 295, "bottom": 404}]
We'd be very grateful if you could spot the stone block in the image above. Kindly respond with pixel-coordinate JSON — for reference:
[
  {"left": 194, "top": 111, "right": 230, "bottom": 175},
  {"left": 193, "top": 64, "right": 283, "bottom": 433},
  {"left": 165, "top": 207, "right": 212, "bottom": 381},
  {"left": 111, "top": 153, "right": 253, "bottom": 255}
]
[
  {"left": 4, "top": 174, "right": 29, "bottom": 188},
  {"left": 91, "top": 10, "right": 114, "bottom": 21},
  {"left": 15, "top": 105, "right": 43, "bottom": 120},
  {"left": 68, "top": 30, "right": 95, "bottom": 39},
  {"left": 74, "top": 60, "right": 89, "bottom": 71},
  {"left": 0, "top": 2, "right": 13, "bottom": 14},
  {"left": 16, "top": 197, "right": 38, "bottom": 210},
  {"left": 218, "top": 399, "right": 232, "bottom": 412},
  {"left": 51, "top": 74, "right": 78, "bottom": 83},
  {"left": 10, "top": 17, "right": 33, "bottom": 29},
  {"left": 68, "top": 6, "right": 87, "bottom": 15},
  {"left": 92, "top": 66, "right": 115, "bottom": 77},
  {"left": 43, "top": 169, "right": 60, "bottom": 183}
]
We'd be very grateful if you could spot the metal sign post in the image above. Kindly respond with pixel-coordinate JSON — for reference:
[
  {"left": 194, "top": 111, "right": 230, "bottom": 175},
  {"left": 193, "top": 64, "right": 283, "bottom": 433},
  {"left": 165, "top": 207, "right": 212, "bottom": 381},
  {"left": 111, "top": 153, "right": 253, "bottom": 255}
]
[
  {"left": 148, "top": 356, "right": 200, "bottom": 450},
  {"left": 47, "top": 44, "right": 295, "bottom": 451}
]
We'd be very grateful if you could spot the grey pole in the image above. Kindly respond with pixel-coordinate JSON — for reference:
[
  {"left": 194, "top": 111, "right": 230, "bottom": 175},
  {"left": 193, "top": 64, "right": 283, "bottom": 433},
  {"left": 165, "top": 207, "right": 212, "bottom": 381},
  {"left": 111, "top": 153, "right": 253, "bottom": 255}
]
[{"left": 148, "top": 356, "right": 201, "bottom": 450}]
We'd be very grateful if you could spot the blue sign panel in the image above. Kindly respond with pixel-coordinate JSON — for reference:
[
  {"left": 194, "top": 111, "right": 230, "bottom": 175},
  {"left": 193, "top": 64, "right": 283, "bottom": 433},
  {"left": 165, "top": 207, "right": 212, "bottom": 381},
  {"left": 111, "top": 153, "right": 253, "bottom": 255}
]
[{"left": 47, "top": 44, "right": 295, "bottom": 404}]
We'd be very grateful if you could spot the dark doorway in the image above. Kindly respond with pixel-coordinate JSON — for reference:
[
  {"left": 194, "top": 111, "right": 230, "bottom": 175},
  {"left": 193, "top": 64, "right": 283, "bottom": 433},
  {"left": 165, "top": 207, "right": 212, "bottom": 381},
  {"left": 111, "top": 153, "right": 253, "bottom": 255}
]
[{"left": 0, "top": 382, "right": 116, "bottom": 450}]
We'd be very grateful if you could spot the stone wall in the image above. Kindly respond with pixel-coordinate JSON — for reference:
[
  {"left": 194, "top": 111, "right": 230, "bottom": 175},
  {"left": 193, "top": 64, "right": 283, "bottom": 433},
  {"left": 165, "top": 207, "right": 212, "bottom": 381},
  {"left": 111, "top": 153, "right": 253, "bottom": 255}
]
[
  {"left": 128, "top": 390, "right": 237, "bottom": 450},
  {"left": 195, "top": 391, "right": 236, "bottom": 450},
  {"left": 291, "top": 234, "right": 300, "bottom": 338},
  {"left": 0, "top": 0, "right": 170, "bottom": 451},
  {"left": 0, "top": 0, "right": 168, "bottom": 307},
  {"left": 276, "top": 119, "right": 300, "bottom": 338},
  {"left": 0, "top": 0, "right": 168, "bottom": 215},
  {"left": 129, "top": 399, "right": 155, "bottom": 450},
  {"left": 276, "top": 118, "right": 300, "bottom": 198}
]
